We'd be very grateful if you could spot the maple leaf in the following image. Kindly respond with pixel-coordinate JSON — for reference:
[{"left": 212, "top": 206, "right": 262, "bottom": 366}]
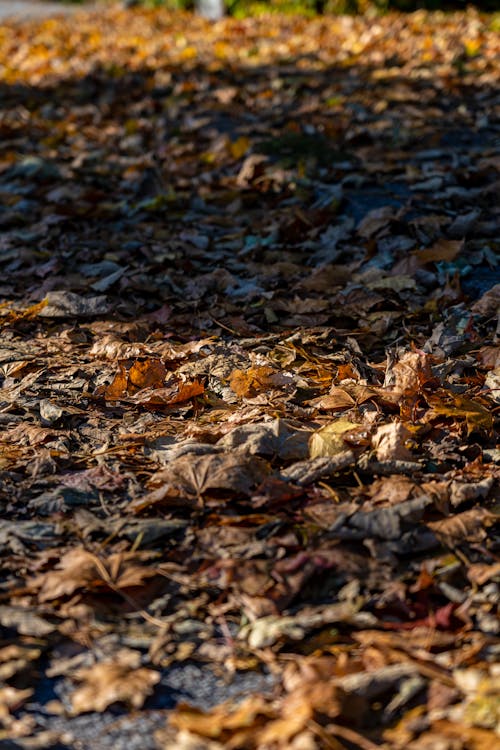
[
  {"left": 427, "top": 395, "right": 493, "bottom": 435},
  {"left": 149, "top": 452, "right": 269, "bottom": 500},
  {"left": 102, "top": 358, "right": 168, "bottom": 399}
]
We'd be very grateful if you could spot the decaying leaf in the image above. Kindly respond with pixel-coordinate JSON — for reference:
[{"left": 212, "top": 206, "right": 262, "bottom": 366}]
[
  {"left": 428, "top": 395, "right": 493, "bottom": 434},
  {"left": 217, "top": 418, "right": 309, "bottom": 461},
  {"left": 0, "top": 686, "right": 33, "bottom": 734},
  {"left": 484, "top": 368, "right": 500, "bottom": 403},
  {"left": 280, "top": 451, "right": 356, "bottom": 485},
  {"left": 105, "top": 359, "right": 168, "bottom": 399},
  {"left": 0, "top": 643, "right": 41, "bottom": 681},
  {"left": 149, "top": 452, "right": 269, "bottom": 499},
  {"left": 388, "top": 350, "right": 435, "bottom": 396},
  {"left": 417, "top": 239, "right": 464, "bottom": 265},
  {"left": 133, "top": 377, "right": 205, "bottom": 406},
  {"left": 239, "top": 599, "right": 364, "bottom": 649},
  {"left": 0, "top": 605, "right": 56, "bottom": 636},
  {"left": 169, "top": 695, "right": 273, "bottom": 743},
  {"left": 229, "top": 366, "right": 282, "bottom": 398}
]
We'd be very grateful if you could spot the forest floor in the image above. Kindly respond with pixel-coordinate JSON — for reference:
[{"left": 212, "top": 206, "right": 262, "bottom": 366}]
[{"left": 0, "top": 5, "right": 499, "bottom": 750}]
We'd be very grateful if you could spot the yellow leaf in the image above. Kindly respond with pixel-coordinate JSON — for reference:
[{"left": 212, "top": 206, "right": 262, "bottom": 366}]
[
  {"left": 428, "top": 396, "right": 492, "bottom": 435},
  {"left": 464, "top": 39, "right": 481, "bottom": 57},
  {"left": 309, "top": 420, "right": 359, "bottom": 458},
  {"left": 180, "top": 46, "right": 197, "bottom": 61},
  {"left": 214, "top": 41, "right": 229, "bottom": 59},
  {"left": 229, "top": 137, "right": 250, "bottom": 160}
]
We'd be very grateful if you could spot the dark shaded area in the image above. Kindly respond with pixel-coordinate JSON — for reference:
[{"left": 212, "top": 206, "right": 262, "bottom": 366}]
[{"left": 0, "top": 50, "right": 498, "bottom": 341}]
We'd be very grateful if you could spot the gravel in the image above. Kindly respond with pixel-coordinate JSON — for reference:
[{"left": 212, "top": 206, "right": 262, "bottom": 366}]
[{"left": 12, "top": 662, "right": 277, "bottom": 749}]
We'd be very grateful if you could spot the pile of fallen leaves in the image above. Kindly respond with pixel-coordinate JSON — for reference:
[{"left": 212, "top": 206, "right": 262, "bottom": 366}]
[{"left": 0, "top": 4, "right": 498, "bottom": 749}]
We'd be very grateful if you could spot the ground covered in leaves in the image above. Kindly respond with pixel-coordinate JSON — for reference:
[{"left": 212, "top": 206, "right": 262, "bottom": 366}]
[{"left": 0, "top": 5, "right": 499, "bottom": 749}]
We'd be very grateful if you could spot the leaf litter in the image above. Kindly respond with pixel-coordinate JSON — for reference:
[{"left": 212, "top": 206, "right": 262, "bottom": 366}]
[{"left": 0, "top": 4, "right": 498, "bottom": 749}]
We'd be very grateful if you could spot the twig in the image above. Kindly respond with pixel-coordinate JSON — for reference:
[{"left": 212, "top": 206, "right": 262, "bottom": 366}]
[{"left": 326, "top": 722, "right": 387, "bottom": 750}]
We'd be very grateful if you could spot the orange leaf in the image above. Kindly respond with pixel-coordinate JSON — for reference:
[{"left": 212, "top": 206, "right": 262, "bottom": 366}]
[
  {"left": 127, "top": 359, "right": 167, "bottom": 392},
  {"left": 133, "top": 378, "right": 204, "bottom": 406},
  {"left": 169, "top": 378, "right": 205, "bottom": 405},
  {"left": 229, "top": 366, "right": 276, "bottom": 398},
  {"left": 104, "top": 363, "right": 128, "bottom": 400},
  {"left": 0, "top": 298, "right": 48, "bottom": 329}
]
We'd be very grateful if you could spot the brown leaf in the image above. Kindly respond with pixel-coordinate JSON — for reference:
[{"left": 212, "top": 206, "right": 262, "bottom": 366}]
[
  {"left": 29, "top": 549, "right": 158, "bottom": 602},
  {"left": 217, "top": 418, "right": 309, "bottom": 461},
  {"left": 127, "top": 359, "right": 168, "bottom": 391},
  {"left": 416, "top": 239, "right": 463, "bottom": 264},
  {"left": 427, "top": 508, "right": 496, "bottom": 547},
  {"left": 471, "top": 284, "right": 500, "bottom": 317},
  {"left": 0, "top": 298, "right": 48, "bottom": 329},
  {"left": 0, "top": 686, "right": 33, "bottom": 730},
  {"left": 150, "top": 452, "right": 269, "bottom": 499},
  {"left": 372, "top": 422, "right": 414, "bottom": 462},
  {"left": 310, "top": 387, "right": 356, "bottom": 411},
  {"left": 389, "top": 350, "right": 435, "bottom": 397},
  {"left": 0, "top": 644, "right": 41, "bottom": 681},
  {"left": 103, "top": 358, "right": 167, "bottom": 399},
  {"left": 431, "top": 720, "right": 498, "bottom": 750},
  {"left": 169, "top": 695, "right": 272, "bottom": 741},
  {"left": 70, "top": 658, "right": 159, "bottom": 715},
  {"left": 103, "top": 362, "right": 129, "bottom": 400}
]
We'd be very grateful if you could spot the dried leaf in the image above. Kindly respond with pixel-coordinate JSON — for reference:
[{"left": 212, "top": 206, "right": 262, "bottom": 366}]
[
  {"left": 229, "top": 366, "right": 277, "bottom": 398},
  {"left": 427, "top": 508, "right": 496, "bottom": 547},
  {"left": 169, "top": 695, "right": 272, "bottom": 740},
  {"left": 417, "top": 239, "right": 464, "bottom": 264},
  {"left": 428, "top": 396, "right": 493, "bottom": 434},
  {"left": 372, "top": 422, "right": 414, "bottom": 462},
  {"left": 150, "top": 452, "right": 269, "bottom": 498},
  {"left": 217, "top": 418, "right": 309, "bottom": 461},
  {"left": 29, "top": 548, "right": 158, "bottom": 602},
  {"left": 70, "top": 658, "right": 160, "bottom": 715},
  {"left": 389, "top": 350, "right": 435, "bottom": 396},
  {"left": 309, "top": 420, "right": 360, "bottom": 458}
]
